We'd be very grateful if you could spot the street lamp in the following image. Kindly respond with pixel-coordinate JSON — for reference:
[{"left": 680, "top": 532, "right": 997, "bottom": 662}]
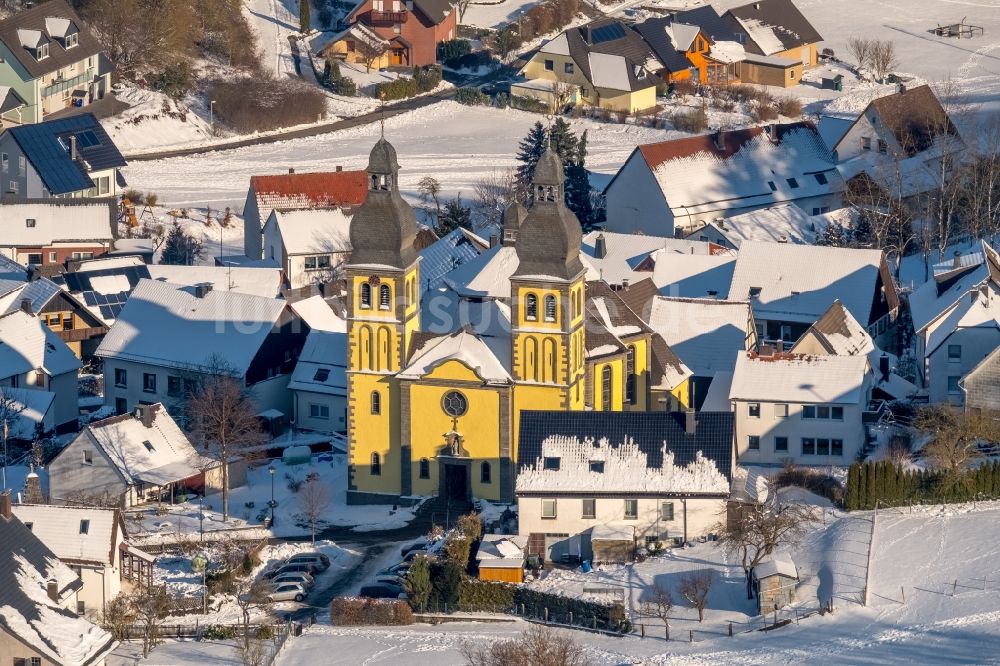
[
  {"left": 209, "top": 100, "right": 217, "bottom": 133},
  {"left": 268, "top": 464, "right": 277, "bottom": 527}
]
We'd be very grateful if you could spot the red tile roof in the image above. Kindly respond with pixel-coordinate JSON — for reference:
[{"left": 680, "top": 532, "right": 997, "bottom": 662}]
[
  {"left": 250, "top": 171, "right": 368, "bottom": 210},
  {"left": 638, "top": 127, "right": 765, "bottom": 169}
]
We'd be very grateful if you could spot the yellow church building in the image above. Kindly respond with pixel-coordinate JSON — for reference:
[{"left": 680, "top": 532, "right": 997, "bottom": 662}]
[{"left": 345, "top": 138, "right": 690, "bottom": 505}]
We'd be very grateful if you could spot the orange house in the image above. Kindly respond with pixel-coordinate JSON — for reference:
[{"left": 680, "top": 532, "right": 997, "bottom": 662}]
[{"left": 633, "top": 7, "right": 744, "bottom": 85}]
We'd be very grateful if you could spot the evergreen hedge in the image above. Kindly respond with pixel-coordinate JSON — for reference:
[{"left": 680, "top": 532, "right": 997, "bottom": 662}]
[
  {"left": 845, "top": 460, "right": 1000, "bottom": 511},
  {"left": 451, "top": 579, "right": 626, "bottom": 631}
]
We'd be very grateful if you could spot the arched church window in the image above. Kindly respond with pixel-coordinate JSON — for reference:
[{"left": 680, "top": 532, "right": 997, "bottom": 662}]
[
  {"left": 371, "top": 391, "right": 381, "bottom": 415},
  {"left": 379, "top": 284, "right": 391, "bottom": 310},
  {"left": 371, "top": 452, "right": 381, "bottom": 475},
  {"left": 419, "top": 458, "right": 430, "bottom": 479},
  {"left": 360, "top": 282, "right": 372, "bottom": 309},
  {"left": 544, "top": 295, "right": 557, "bottom": 322},
  {"left": 480, "top": 462, "right": 491, "bottom": 484},
  {"left": 525, "top": 293, "right": 538, "bottom": 321}
]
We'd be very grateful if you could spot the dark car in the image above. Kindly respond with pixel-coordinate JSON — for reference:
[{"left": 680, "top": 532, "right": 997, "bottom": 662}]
[
  {"left": 478, "top": 80, "right": 512, "bottom": 97},
  {"left": 264, "top": 562, "right": 316, "bottom": 579},
  {"left": 359, "top": 583, "right": 406, "bottom": 599},
  {"left": 400, "top": 540, "right": 428, "bottom": 557}
]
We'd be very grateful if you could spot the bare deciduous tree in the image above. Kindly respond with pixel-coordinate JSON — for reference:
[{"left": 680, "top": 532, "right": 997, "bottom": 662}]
[
  {"left": 913, "top": 405, "right": 1000, "bottom": 477},
  {"left": 418, "top": 176, "right": 443, "bottom": 221},
  {"left": 356, "top": 37, "right": 387, "bottom": 73},
  {"left": 0, "top": 387, "right": 26, "bottom": 467},
  {"left": 640, "top": 582, "right": 673, "bottom": 639},
  {"left": 97, "top": 594, "right": 136, "bottom": 642},
  {"left": 236, "top": 636, "right": 270, "bottom": 666},
  {"left": 229, "top": 575, "right": 271, "bottom": 655},
  {"left": 460, "top": 625, "right": 587, "bottom": 666},
  {"left": 846, "top": 36, "right": 873, "bottom": 72},
  {"left": 473, "top": 168, "right": 521, "bottom": 232},
  {"left": 186, "top": 357, "right": 267, "bottom": 520},
  {"left": 132, "top": 586, "right": 174, "bottom": 657},
  {"left": 715, "top": 500, "right": 814, "bottom": 598},
  {"left": 297, "top": 478, "right": 331, "bottom": 543},
  {"left": 678, "top": 570, "right": 713, "bottom": 622},
  {"left": 869, "top": 40, "right": 899, "bottom": 83}
]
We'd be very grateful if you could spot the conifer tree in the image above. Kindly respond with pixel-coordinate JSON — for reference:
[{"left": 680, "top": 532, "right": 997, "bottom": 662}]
[
  {"left": 565, "top": 130, "right": 594, "bottom": 228},
  {"left": 435, "top": 194, "right": 473, "bottom": 236},
  {"left": 847, "top": 463, "right": 860, "bottom": 511},
  {"left": 160, "top": 222, "right": 203, "bottom": 265},
  {"left": 300, "top": 0, "right": 311, "bottom": 33},
  {"left": 515, "top": 121, "right": 547, "bottom": 190},
  {"left": 548, "top": 117, "right": 578, "bottom": 165},
  {"left": 865, "top": 461, "right": 876, "bottom": 509}
]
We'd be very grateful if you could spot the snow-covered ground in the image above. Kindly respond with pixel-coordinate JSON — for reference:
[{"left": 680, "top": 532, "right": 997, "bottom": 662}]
[
  {"left": 461, "top": 0, "right": 543, "bottom": 30},
  {"left": 243, "top": 0, "right": 301, "bottom": 78},
  {"left": 103, "top": 84, "right": 218, "bottom": 153}
]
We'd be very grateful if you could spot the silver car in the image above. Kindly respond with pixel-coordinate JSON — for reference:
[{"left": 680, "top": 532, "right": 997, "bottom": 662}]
[
  {"left": 268, "top": 582, "right": 307, "bottom": 603},
  {"left": 272, "top": 572, "right": 314, "bottom": 590}
]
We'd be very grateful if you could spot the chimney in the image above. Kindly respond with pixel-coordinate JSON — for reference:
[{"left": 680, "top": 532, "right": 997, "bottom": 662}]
[
  {"left": 684, "top": 408, "right": 697, "bottom": 435},
  {"left": 135, "top": 404, "right": 155, "bottom": 428},
  {"left": 953, "top": 250, "right": 962, "bottom": 269},
  {"left": 776, "top": 339, "right": 784, "bottom": 354},
  {"left": 288, "top": 167, "right": 295, "bottom": 174},
  {"left": 0, "top": 491, "right": 10, "bottom": 519},
  {"left": 489, "top": 234, "right": 499, "bottom": 248},
  {"left": 622, "top": 278, "right": 630, "bottom": 291},
  {"left": 24, "top": 465, "right": 43, "bottom": 504},
  {"left": 594, "top": 233, "right": 607, "bottom": 259},
  {"left": 194, "top": 283, "right": 213, "bottom": 298},
  {"left": 47, "top": 580, "right": 58, "bottom": 603},
  {"left": 712, "top": 129, "right": 725, "bottom": 151},
  {"left": 879, "top": 354, "right": 890, "bottom": 383},
  {"left": 335, "top": 165, "right": 343, "bottom": 172},
  {"left": 69, "top": 135, "right": 78, "bottom": 161},
  {"left": 20, "top": 298, "right": 32, "bottom": 314}
]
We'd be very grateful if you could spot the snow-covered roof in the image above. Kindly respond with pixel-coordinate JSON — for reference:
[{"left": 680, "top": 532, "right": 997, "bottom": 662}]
[
  {"left": 908, "top": 263, "right": 990, "bottom": 335},
  {"left": 926, "top": 281, "right": 1000, "bottom": 357},
  {"left": 795, "top": 299, "right": 875, "bottom": 357},
  {"left": 694, "top": 204, "right": 822, "bottom": 248},
  {"left": 267, "top": 208, "right": 352, "bottom": 256},
  {"left": 732, "top": 17, "right": 785, "bottom": 55},
  {"left": 0, "top": 310, "right": 80, "bottom": 380},
  {"left": 539, "top": 32, "right": 570, "bottom": 55},
  {"left": 44, "top": 17, "right": 73, "bottom": 38},
  {"left": 0, "top": 255, "right": 28, "bottom": 282},
  {"left": 419, "top": 227, "right": 488, "bottom": 292},
  {"left": 730, "top": 352, "right": 869, "bottom": 404},
  {"left": 651, "top": 251, "right": 736, "bottom": 298},
  {"left": 701, "top": 371, "right": 734, "bottom": 412},
  {"left": 516, "top": 435, "right": 729, "bottom": 494},
  {"left": 729, "top": 241, "right": 887, "bottom": 325},
  {"left": 399, "top": 329, "right": 511, "bottom": 384},
  {"left": 443, "top": 244, "right": 599, "bottom": 298},
  {"left": 754, "top": 551, "right": 797, "bottom": 579},
  {"left": 82, "top": 404, "right": 215, "bottom": 487},
  {"left": 289, "top": 294, "right": 347, "bottom": 332},
  {"left": 589, "top": 52, "right": 630, "bottom": 90},
  {"left": 581, "top": 231, "right": 724, "bottom": 286},
  {"left": 147, "top": 264, "right": 283, "bottom": 299},
  {"left": 97, "top": 279, "right": 288, "bottom": 373},
  {"left": 287, "top": 330, "right": 347, "bottom": 397},
  {"left": 11, "top": 505, "right": 119, "bottom": 566},
  {"left": 647, "top": 297, "right": 751, "bottom": 376},
  {"left": 817, "top": 114, "right": 856, "bottom": 153},
  {"left": 666, "top": 22, "right": 700, "bottom": 51},
  {"left": 476, "top": 534, "right": 527, "bottom": 562},
  {"left": 0, "top": 387, "right": 54, "bottom": 439},
  {"left": 708, "top": 40, "right": 745, "bottom": 63},
  {"left": 0, "top": 277, "right": 64, "bottom": 316},
  {"left": 0, "top": 201, "right": 113, "bottom": 246}
]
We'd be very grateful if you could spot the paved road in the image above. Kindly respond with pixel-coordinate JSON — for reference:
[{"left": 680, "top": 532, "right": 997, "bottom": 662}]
[{"left": 123, "top": 88, "right": 457, "bottom": 162}]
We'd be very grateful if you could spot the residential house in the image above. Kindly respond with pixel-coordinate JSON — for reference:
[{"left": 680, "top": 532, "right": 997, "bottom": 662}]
[
  {"left": 684, "top": 203, "right": 826, "bottom": 250},
  {"left": 0, "top": 0, "right": 112, "bottom": 125},
  {"left": 337, "top": 0, "right": 457, "bottom": 67},
  {"left": 516, "top": 410, "right": 733, "bottom": 562},
  {"left": 0, "top": 253, "right": 28, "bottom": 282},
  {"left": 0, "top": 199, "right": 115, "bottom": 268},
  {"left": 722, "top": 0, "right": 822, "bottom": 81},
  {"left": 644, "top": 295, "right": 756, "bottom": 408},
  {"left": 581, "top": 230, "right": 726, "bottom": 289},
  {"left": 0, "top": 492, "right": 118, "bottom": 666},
  {"left": 0, "top": 308, "right": 79, "bottom": 433},
  {"left": 288, "top": 329, "right": 348, "bottom": 433},
  {"left": 518, "top": 18, "right": 661, "bottom": 113},
  {"left": 96, "top": 279, "right": 308, "bottom": 417},
  {"left": 603, "top": 123, "right": 842, "bottom": 235},
  {"left": 962, "top": 345, "right": 1000, "bottom": 413},
  {"left": 241, "top": 169, "right": 367, "bottom": 260},
  {"left": 48, "top": 403, "right": 240, "bottom": 508},
  {"left": 632, "top": 6, "right": 742, "bottom": 84},
  {"left": 313, "top": 22, "right": 391, "bottom": 70},
  {"left": 0, "top": 276, "right": 107, "bottom": 356},
  {"left": 908, "top": 242, "right": 1000, "bottom": 405},
  {"left": 729, "top": 351, "right": 874, "bottom": 465},
  {"left": 0, "top": 85, "right": 28, "bottom": 128},
  {"left": 651, "top": 251, "right": 737, "bottom": 299},
  {"left": 0, "top": 113, "right": 126, "bottom": 198},
  {"left": 262, "top": 208, "right": 352, "bottom": 289},
  {"left": 476, "top": 534, "right": 526, "bottom": 583},
  {"left": 10, "top": 504, "right": 146, "bottom": 617},
  {"left": 728, "top": 241, "right": 899, "bottom": 347}
]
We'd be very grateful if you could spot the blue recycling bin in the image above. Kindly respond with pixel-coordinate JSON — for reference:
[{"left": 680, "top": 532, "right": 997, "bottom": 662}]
[{"left": 581, "top": 560, "right": 592, "bottom": 573}]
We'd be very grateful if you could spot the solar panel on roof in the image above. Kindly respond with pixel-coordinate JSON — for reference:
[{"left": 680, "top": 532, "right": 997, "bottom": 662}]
[
  {"left": 591, "top": 23, "right": 626, "bottom": 43},
  {"left": 75, "top": 130, "right": 101, "bottom": 148},
  {"left": 99, "top": 305, "right": 114, "bottom": 320},
  {"left": 82, "top": 291, "right": 97, "bottom": 306}
]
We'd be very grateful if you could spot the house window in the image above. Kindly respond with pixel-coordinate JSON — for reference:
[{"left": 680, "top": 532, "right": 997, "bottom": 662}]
[
  {"left": 76, "top": 600, "right": 85, "bottom": 614},
  {"left": 831, "top": 406, "right": 844, "bottom": 420},
  {"left": 544, "top": 59, "right": 554, "bottom": 71},
  {"left": 589, "top": 460, "right": 604, "bottom": 473},
  {"left": 115, "top": 397, "right": 127, "bottom": 414},
  {"left": 9, "top": 180, "right": 19, "bottom": 194},
  {"left": 309, "top": 403, "right": 330, "bottom": 419},
  {"left": 98, "top": 176, "right": 110, "bottom": 195},
  {"left": 790, "top": 69, "right": 796, "bottom": 79},
  {"left": 360, "top": 282, "right": 372, "bottom": 309},
  {"left": 442, "top": 391, "right": 468, "bottom": 417},
  {"left": 877, "top": 139, "right": 888, "bottom": 154},
  {"left": 543, "top": 456, "right": 560, "bottom": 471},
  {"left": 775, "top": 403, "right": 788, "bottom": 417},
  {"left": 767, "top": 181, "right": 777, "bottom": 192},
  {"left": 802, "top": 437, "right": 816, "bottom": 455},
  {"left": 601, "top": 366, "right": 613, "bottom": 410},
  {"left": 661, "top": 501, "right": 674, "bottom": 521},
  {"left": 36, "top": 43, "right": 49, "bottom": 60},
  {"left": 17, "top": 156, "right": 24, "bottom": 176},
  {"left": 948, "top": 376, "right": 961, "bottom": 393},
  {"left": 582, "top": 498, "right": 596, "bottom": 519},
  {"left": 948, "top": 344, "right": 962, "bottom": 361},
  {"left": 419, "top": 458, "right": 430, "bottom": 479},
  {"left": 817, "top": 438, "right": 830, "bottom": 456},
  {"left": 379, "top": 284, "right": 391, "bottom": 310},
  {"left": 1, "top": 153, "right": 6, "bottom": 172},
  {"left": 66, "top": 32, "right": 78, "bottom": 48},
  {"left": 370, "top": 391, "right": 381, "bottom": 414},
  {"left": 780, "top": 325, "right": 792, "bottom": 340},
  {"left": 862, "top": 136, "right": 872, "bottom": 151},
  {"left": 304, "top": 255, "right": 332, "bottom": 270},
  {"left": 544, "top": 294, "right": 556, "bottom": 322},
  {"left": 748, "top": 435, "right": 760, "bottom": 451},
  {"left": 812, "top": 207, "right": 821, "bottom": 215},
  {"left": 624, "top": 499, "right": 638, "bottom": 519},
  {"left": 564, "top": 62, "right": 574, "bottom": 74},
  {"left": 79, "top": 519, "right": 90, "bottom": 534},
  {"left": 775, "top": 436, "right": 788, "bottom": 451},
  {"left": 831, "top": 439, "right": 843, "bottom": 456},
  {"left": 542, "top": 499, "right": 557, "bottom": 519},
  {"left": 371, "top": 452, "right": 381, "bottom": 475},
  {"left": 142, "top": 440, "right": 155, "bottom": 453},
  {"left": 313, "top": 368, "right": 330, "bottom": 382},
  {"left": 23, "top": 522, "right": 32, "bottom": 531},
  {"left": 748, "top": 403, "right": 760, "bottom": 418},
  {"left": 83, "top": 449, "right": 92, "bottom": 465},
  {"left": 525, "top": 293, "right": 538, "bottom": 321},
  {"left": 25, "top": 218, "right": 35, "bottom": 228},
  {"left": 817, "top": 406, "right": 830, "bottom": 419},
  {"left": 142, "top": 373, "right": 156, "bottom": 393},
  {"left": 167, "top": 376, "right": 182, "bottom": 397},
  {"left": 114, "top": 368, "right": 127, "bottom": 388},
  {"left": 393, "top": 22, "right": 401, "bottom": 33},
  {"left": 786, "top": 178, "right": 799, "bottom": 189},
  {"left": 480, "top": 461, "right": 491, "bottom": 484}
]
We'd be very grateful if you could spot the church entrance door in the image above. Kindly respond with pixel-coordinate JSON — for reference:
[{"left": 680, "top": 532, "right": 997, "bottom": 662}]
[{"left": 444, "top": 464, "right": 468, "bottom": 501}]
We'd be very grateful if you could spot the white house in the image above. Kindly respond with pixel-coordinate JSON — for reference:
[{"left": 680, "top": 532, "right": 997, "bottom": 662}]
[
  {"left": 728, "top": 241, "right": 899, "bottom": 348},
  {"left": 287, "top": 329, "right": 348, "bottom": 433},
  {"left": 0, "top": 308, "right": 80, "bottom": 433},
  {"left": 96, "top": 279, "right": 308, "bottom": 417},
  {"left": 515, "top": 411, "right": 733, "bottom": 562},
  {"left": 10, "top": 504, "right": 139, "bottom": 618},
  {"left": 48, "top": 403, "right": 239, "bottom": 508},
  {"left": 0, "top": 199, "right": 115, "bottom": 267},
  {"left": 262, "top": 208, "right": 352, "bottom": 289},
  {"left": 908, "top": 242, "right": 1000, "bottom": 405},
  {"left": 684, "top": 203, "right": 825, "bottom": 250},
  {"left": 603, "top": 123, "right": 842, "bottom": 236},
  {"left": 729, "top": 351, "right": 873, "bottom": 465},
  {"left": 581, "top": 230, "right": 726, "bottom": 289}
]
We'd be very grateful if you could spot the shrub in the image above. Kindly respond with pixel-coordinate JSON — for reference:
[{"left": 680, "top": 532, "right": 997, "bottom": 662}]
[
  {"left": 510, "top": 95, "right": 548, "bottom": 113},
  {"left": 456, "top": 579, "right": 626, "bottom": 630},
  {"left": 414, "top": 65, "right": 442, "bottom": 93},
  {"left": 671, "top": 107, "right": 707, "bottom": 133},
  {"left": 253, "top": 625, "right": 274, "bottom": 640},
  {"left": 428, "top": 560, "right": 463, "bottom": 610},
  {"left": 773, "top": 462, "right": 845, "bottom": 507},
  {"left": 447, "top": 51, "right": 497, "bottom": 71},
  {"left": 145, "top": 192, "right": 159, "bottom": 207},
  {"left": 208, "top": 77, "right": 326, "bottom": 133},
  {"left": 202, "top": 624, "right": 237, "bottom": 640},
  {"left": 776, "top": 96, "right": 803, "bottom": 118},
  {"left": 671, "top": 78, "right": 697, "bottom": 96},
  {"left": 751, "top": 104, "right": 779, "bottom": 122},
  {"left": 149, "top": 61, "right": 192, "bottom": 101},
  {"left": 438, "top": 39, "right": 472, "bottom": 62},
  {"left": 332, "top": 75, "right": 357, "bottom": 96},
  {"left": 330, "top": 598, "right": 415, "bottom": 625},
  {"left": 454, "top": 86, "right": 490, "bottom": 106},
  {"left": 377, "top": 77, "right": 418, "bottom": 101},
  {"left": 122, "top": 188, "right": 145, "bottom": 205}
]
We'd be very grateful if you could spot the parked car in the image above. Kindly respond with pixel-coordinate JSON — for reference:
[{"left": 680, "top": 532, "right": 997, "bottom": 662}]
[
  {"left": 267, "top": 562, "right": 317, "bottom": 579},
  {"left": 400, "top": 540, "right": 428, "bottom": 557},
  {"left": 374, "top": 575, "right": 404, "bottom": 587},
  {"left": 268, "top": 582, "right": 307, "bottom": 603},
  {"left": 286, "top": 553, "right": 331, "bottom": 572},
  {"left": 377, "top": 563, "right": 410, "bottom": 578},
  {"left": 272, "top": 572, "right": 315, "bottom": 590},
  {"left": 359, "top": 583, "right": 406, "bottom": 600},
  {"left": 401, "top": 549, "right": 431, "bottom": 564}
]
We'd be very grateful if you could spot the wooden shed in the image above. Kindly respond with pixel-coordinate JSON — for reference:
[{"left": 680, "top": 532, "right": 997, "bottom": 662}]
[
  {"left": 476, "top": 535, "right": 526, "bottom": 584},
  {"left": 753, "top": 552, "right": 798, "bottom": 613}
]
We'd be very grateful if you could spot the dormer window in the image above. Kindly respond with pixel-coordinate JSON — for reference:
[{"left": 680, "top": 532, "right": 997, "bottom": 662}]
[
  {"left": 36, "top": 43, "right": 49, "bottom": 60},
  {"left": 142, "top": 440, "right": 155, "bottom": 452},
  {"left": 65, "top": 32, "right": 78, "bottom": 48}
]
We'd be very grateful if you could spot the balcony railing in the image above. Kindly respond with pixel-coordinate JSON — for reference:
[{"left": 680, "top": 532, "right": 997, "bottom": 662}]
[
  {"left": 370, "top": 10, "right": 407, "bottom": 25},
  {"left": 42, "top": 71, "right": 93, "bottom": 98},
  {"left": 862, "top": 399, "right": 888, "bottom": 424}
]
